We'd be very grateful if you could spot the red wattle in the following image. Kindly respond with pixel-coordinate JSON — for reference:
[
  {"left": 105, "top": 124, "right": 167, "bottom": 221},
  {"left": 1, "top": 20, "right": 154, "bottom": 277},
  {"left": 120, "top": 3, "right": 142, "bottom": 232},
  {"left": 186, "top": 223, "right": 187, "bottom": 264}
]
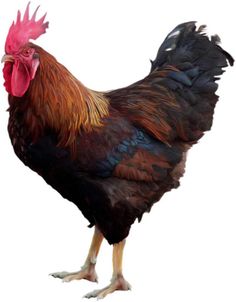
[
  {"left": 11, "top": 60, "right": 31, "bottom": 97},
  {"left": 3, "top": 62, "right": 13, "bottom": 94}
]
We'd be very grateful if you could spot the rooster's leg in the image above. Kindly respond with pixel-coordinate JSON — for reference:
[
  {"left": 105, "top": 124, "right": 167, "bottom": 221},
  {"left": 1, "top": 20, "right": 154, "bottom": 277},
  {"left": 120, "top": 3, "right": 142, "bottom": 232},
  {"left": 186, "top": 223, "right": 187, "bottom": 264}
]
[
  {"left": 50, "top": 226, "right": 103, "bottom": 282},
  {"left": 84, "top": 239, "right": 131, "bottom": 299}
]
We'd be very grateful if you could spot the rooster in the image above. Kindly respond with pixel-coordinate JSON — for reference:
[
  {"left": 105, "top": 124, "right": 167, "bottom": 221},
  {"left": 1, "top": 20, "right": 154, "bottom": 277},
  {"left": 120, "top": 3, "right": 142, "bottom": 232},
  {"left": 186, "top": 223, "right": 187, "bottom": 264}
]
[{"left": 2, "top": 3, "right": 233, "bottom": 299}]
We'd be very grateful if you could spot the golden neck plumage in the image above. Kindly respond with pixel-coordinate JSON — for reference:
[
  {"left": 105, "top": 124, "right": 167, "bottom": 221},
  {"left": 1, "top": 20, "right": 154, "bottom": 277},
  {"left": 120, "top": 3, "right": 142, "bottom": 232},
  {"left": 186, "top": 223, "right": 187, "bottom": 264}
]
[{"left": 27, "top": 44, "right": 109, "bottom": 150}]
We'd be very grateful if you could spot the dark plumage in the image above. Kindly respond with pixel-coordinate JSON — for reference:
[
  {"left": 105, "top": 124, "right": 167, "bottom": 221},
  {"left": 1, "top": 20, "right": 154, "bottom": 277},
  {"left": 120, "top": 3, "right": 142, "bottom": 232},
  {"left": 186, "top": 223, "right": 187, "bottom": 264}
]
[{"left": 3, "top": 5, "right": 233, "bottom": 298}]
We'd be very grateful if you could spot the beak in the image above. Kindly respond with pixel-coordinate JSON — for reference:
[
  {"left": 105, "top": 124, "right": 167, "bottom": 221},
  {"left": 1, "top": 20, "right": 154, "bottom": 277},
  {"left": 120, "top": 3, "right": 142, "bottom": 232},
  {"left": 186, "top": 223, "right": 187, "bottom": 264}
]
[{"left": 1, "top": 54, "right": 14, "bottom": 63}]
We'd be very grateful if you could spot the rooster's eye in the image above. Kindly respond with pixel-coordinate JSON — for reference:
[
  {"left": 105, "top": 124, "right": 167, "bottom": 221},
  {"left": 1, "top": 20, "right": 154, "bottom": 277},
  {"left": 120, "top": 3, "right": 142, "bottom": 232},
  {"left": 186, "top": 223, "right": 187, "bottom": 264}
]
[{"left": 22, "top": 48, "right": 32, "bottom": 57}]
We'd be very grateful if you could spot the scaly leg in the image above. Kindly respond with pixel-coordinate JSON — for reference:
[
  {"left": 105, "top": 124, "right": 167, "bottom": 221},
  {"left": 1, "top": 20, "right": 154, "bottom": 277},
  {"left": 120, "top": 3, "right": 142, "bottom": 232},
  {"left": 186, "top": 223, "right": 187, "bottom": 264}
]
[
  {"left": 85, "top": 239, "right": 131, "bottom": 299},
  {"left": 50, "top": 226, "right": 103, "bottom": 282}
]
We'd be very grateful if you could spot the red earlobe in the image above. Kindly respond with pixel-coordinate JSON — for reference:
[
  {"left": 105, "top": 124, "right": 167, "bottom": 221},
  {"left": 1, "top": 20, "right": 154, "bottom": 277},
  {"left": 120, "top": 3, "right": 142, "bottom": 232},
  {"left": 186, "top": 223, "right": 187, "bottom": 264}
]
[{"left": 30, "top": 58, "right": 39, "bottom": 79}]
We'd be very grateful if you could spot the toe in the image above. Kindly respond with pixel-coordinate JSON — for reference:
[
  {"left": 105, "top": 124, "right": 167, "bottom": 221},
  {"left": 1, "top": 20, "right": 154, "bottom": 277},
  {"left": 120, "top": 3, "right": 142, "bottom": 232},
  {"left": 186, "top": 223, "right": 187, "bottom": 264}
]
[
  {"left": 83, "top": 277, "right": 131, "bottom": 299},
  {"left": 50, "top": 268, "right": 98, "bottom": 283},
  {"left": 84, "top": 290, "right": 101, "bottom": 299},
  {"left": 50, "top": 271, "right": 70, "bottom": 279}
]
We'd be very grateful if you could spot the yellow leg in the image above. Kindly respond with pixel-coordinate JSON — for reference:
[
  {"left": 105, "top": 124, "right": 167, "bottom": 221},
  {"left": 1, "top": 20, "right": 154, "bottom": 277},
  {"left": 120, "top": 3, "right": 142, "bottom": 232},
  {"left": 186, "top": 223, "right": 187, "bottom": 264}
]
[
  {"left": 85, "top": 239, "right": 131, "bottom": 299},
  {"left": 84, "top": 226, "right": 104, "bottom": 268},
  {"left": 50, "top": 226, "right": 104, "bottom": 282},
  {"left": 112, "top": 239, "right": 125, "bottom": 277}
]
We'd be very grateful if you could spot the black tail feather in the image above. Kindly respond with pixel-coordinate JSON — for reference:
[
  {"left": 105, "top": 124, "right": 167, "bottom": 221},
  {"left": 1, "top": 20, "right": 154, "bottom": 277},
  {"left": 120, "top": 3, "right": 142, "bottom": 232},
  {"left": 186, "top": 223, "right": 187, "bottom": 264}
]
[
  {"left": 151, "top": 21, "right": 234, "bottom": 73},
  {"left": 149, "top": 22, "right": 234, "bottom": 140}
]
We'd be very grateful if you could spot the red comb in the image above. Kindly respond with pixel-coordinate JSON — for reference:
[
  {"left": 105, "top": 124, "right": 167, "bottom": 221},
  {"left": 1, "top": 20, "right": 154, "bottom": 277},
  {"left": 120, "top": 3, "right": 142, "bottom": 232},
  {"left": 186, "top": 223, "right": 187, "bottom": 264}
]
[{"left": 5, "top": 2, "right": 49, "bottom": 53}]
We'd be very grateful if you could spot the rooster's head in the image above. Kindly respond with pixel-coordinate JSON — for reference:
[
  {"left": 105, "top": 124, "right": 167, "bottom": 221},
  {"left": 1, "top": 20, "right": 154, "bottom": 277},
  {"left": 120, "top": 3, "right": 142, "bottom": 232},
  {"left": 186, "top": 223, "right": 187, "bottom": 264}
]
[{"left": 2, "top": 3, "right": 48, "bottom": 97}]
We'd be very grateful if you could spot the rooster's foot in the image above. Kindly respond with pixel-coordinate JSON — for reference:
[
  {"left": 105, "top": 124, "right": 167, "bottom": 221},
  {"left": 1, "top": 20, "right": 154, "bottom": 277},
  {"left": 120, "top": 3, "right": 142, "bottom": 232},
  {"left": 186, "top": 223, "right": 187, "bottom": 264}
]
[
  {"left": 84, "top": 275, "right": 131, "bottom": 299},
  {"left": 50, "top": 264, "right": 98, "bottom": 283}
]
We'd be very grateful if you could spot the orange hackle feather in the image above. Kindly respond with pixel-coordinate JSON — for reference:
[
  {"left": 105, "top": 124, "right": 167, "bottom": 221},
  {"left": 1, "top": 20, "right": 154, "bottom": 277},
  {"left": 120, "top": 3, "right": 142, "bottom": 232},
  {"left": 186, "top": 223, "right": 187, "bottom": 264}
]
[{"left": 24, "top": 45, "right": 109, "bottom": 154}]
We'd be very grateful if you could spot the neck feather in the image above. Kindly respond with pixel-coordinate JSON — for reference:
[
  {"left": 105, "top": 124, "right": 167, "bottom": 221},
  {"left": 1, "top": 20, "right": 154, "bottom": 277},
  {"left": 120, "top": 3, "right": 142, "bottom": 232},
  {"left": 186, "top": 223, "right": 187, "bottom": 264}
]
[{"left": 26, "top": 45, "right": 109, "bottom": 149}]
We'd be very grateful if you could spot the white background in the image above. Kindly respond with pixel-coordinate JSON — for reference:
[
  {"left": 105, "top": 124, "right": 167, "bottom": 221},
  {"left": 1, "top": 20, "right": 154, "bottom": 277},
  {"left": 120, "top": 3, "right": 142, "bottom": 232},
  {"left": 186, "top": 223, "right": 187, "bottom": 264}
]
[{"left": 0, "top": 1, "right": 235, "bottom": 302}]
